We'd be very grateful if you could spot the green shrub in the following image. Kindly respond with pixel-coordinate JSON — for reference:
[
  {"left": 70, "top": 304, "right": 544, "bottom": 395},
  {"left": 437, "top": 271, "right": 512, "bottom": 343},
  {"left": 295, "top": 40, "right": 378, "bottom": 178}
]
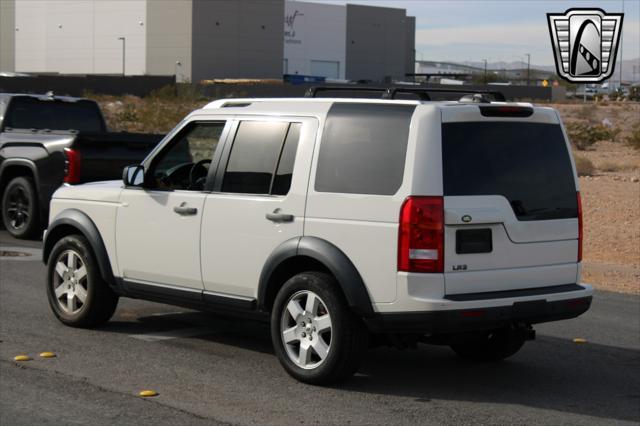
[
  {"left": 625, "top": 123, "right": 640, "bottom": 150},
  {"left": 574, "top": 155, "right": 595, "bottom": 176},
  {"left": 566, "top": 122, "right": 619, "bottom": 150},
  {"left": 576, "top": 104, "right": 596, "bottom": 121},
  {"left": 115, "top": 103, "right": 139, "bottom": 124}
]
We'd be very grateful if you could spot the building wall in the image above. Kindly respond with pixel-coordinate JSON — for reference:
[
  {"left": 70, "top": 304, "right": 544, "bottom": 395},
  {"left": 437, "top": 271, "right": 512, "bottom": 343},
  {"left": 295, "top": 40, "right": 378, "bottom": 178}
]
[
  {"left": 345, "top": 4, "right": 408, "bottom": 82},
  {"left": 0, "top": 0, "right": 15, "bottom": 73},
  {"left": 283, "top": 1, "right": 346, "bottom": 79},
  {"left": 146, "top": 0, "right": 192, "bottom": 82},
  {"left": 13, "top": 0, "right": 146, "bottom": 75},
  {"left": 191, "top": 0, "right": 284, "bottom": 81}
]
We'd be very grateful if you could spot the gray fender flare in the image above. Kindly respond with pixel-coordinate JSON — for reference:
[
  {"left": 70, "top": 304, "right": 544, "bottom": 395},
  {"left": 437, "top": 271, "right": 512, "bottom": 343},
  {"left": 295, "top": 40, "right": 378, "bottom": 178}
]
[
  {"left": 42, "top": 209, "right": 115, "bottom": 287},
  {"left": 258, "top": 236, "right": 374, "bottom": 317}
]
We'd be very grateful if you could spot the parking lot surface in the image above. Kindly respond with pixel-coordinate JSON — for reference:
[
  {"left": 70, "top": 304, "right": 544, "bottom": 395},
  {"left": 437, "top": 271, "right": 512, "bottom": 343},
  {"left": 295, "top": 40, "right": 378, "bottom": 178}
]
[{"left": 1, "top": 231, "right": 639, "bottom": 425}]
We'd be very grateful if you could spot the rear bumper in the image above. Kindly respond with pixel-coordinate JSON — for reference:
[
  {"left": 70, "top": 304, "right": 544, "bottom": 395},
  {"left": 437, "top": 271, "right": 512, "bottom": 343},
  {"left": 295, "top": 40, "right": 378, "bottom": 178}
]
[{"left": 365, "top": 285, "right": 593, "bottom": 334}]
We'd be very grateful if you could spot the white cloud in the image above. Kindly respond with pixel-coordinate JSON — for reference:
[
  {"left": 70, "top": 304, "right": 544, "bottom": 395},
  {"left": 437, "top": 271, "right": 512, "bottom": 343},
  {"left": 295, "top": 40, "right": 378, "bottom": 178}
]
[{"left": 416, "top": 22, "right": 544, "bottom": 47}]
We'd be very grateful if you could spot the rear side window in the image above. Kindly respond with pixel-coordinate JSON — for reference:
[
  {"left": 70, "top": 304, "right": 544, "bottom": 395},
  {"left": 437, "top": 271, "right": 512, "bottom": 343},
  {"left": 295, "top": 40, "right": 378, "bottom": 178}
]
[
  {"left": 221, "top": 121, "right": 301, "bottom": 195},
  {"left": 442, "top": 122, "right": 577, "bottom": 221},
  {"left": 4, "top": 97, "right": 105, "bottom": 132},
  {"left": 315, "top": 103, "right": 416, "bottom": 195}
]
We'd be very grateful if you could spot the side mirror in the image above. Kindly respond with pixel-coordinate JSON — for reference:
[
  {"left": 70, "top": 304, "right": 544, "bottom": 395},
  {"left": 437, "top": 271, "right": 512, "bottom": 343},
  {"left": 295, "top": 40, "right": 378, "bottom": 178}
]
[{"left": 123, "top": 165, "right": 145, "bottom": 187}]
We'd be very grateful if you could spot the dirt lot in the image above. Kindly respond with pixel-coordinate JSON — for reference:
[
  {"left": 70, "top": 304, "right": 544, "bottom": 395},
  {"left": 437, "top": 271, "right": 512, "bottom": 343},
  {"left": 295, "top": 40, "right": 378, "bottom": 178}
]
[
  {"left": 97, "top": 95, "right": 640, "bottom": 294},
  {"left": 554, "top": 103, "right": 640, "bottom": 294}
]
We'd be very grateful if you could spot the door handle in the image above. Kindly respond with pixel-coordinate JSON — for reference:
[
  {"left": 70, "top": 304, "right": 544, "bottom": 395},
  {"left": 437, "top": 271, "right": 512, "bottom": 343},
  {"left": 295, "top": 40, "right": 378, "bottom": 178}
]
[
  {"left": 173, "top": 202, "right": 198, "bottom": 216},
  {"left": 266, "top": 208, "right": 294, "bottom": 223}
]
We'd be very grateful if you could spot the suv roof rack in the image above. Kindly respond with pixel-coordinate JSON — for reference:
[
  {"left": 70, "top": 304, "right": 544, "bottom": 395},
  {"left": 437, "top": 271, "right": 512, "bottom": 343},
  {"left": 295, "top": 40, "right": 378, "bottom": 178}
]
[{"left": 304, "top": 86, "right": 507, "bottom": 102}]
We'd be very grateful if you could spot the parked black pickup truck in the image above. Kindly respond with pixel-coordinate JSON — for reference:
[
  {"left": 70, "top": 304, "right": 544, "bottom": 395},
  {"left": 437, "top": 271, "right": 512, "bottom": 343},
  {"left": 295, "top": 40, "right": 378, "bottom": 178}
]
[{"left": 0, "top": 93, "right": 163, "bottom": 238}]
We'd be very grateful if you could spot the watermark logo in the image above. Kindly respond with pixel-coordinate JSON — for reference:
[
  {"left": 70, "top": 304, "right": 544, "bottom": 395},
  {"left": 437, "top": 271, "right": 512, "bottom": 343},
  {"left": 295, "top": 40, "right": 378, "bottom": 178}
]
[{"left": 547, "top": 8, "right": 623, "bottom": 83}]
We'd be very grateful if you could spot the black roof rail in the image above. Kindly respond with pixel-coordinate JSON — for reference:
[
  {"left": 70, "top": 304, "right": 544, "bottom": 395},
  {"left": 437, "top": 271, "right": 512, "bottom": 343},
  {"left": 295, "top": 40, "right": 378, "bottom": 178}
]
[
  {"left": 304, "top": 86, "right": 389, "bottom": 98},
  {"left": 383, "top": 87, "right": 506, "bottom": 102},
  {"left": 304, "top": 86, "right": 507, "bottom": 102}
]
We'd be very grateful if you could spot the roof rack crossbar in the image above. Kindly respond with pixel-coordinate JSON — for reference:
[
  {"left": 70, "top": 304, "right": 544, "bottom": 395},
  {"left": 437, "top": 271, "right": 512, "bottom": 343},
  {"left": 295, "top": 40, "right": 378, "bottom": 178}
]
[
  {"left": 383, "top": 87, "right": 506, "bottom": 102},
  {"left": 304, "top": 86, "right": 506, "bottom": 102}
]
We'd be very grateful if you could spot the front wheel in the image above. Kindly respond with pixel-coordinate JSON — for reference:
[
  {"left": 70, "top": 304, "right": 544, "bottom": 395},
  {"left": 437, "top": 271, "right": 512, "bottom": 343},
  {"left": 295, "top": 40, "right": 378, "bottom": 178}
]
[
  {"left": 46, "top": 235, "right": 119, "bottom": 328},
  {"left": 450, "top": 328, "right": 526, "bottom": 361},
  {"left": 271, "top": 272, "right": 368, "bottom": 385}
]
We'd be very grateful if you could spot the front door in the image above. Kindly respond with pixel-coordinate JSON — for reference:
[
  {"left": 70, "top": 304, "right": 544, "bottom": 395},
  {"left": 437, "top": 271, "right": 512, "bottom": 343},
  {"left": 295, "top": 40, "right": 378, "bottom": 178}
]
[{"left": 116, "top": 120, "right": 229, "bottom": 290}]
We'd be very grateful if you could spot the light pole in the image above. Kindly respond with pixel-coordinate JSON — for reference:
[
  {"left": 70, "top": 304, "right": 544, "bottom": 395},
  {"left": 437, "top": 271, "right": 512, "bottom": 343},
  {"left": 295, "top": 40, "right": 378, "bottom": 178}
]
[
  {"left": 483, "top": 59, "right": 487, "bottom": 85},
  {"left": 525, "top": 53, "right": 531, "bottom": 86},
  {"left": 117, "top": 37, "right": 126, "bottom": 76}
]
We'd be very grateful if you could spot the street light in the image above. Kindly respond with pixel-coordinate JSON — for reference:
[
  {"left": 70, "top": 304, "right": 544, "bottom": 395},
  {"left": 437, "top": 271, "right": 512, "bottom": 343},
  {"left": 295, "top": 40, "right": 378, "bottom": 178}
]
[
  {"left": 525, "top": 53, "right": 531, "bottom": 86},
  {"left": 117, "top": 37, "right": 126, "bottom": 76}
]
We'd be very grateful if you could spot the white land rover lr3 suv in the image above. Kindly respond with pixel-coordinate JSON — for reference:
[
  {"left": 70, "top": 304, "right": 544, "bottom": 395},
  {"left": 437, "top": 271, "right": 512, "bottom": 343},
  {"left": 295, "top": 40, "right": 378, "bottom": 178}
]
[{"left": 43, "top": 88, "right": 593, "bottom": 384}]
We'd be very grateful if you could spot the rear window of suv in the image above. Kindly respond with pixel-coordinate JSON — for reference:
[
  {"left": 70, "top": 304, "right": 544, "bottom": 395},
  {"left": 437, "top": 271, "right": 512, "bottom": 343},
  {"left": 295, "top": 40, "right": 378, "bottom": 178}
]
[{"left": 442, "top": 122, "right": 577, "bottom": 221}]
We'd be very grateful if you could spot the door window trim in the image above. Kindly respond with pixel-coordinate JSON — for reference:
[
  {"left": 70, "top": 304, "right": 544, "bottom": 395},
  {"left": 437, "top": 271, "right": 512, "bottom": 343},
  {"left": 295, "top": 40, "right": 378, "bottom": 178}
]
[
  {"left": 211, "top": 119, "right": 303, "bottom": 196},
  {"left": 140, "top": 119, "right": 233, "bottom": 193}
]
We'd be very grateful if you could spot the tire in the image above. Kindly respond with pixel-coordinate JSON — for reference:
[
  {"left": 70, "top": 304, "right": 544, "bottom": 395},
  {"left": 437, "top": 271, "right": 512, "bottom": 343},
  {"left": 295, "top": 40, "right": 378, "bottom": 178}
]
[
  {"left": 1, "top": 176, "right": 40, "bottom": 239},
  {"left": 270, "top": 271, "right": 369, "bottom": 385},
  {"left": 46, "top": 234, "right": 119, "bottom": 328},
  {"left": 450, "top": 328, "right": 526, "bottom": 361}
]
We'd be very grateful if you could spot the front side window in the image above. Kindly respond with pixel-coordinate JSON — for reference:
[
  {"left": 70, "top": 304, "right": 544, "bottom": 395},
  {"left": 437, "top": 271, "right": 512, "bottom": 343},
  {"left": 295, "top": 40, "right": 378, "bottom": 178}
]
[
  {"left": 221, "top": 121, "right": 301, "bottom": 195},
  {"left": 149, "top": 121, "right": 225, "bottom": 191}
]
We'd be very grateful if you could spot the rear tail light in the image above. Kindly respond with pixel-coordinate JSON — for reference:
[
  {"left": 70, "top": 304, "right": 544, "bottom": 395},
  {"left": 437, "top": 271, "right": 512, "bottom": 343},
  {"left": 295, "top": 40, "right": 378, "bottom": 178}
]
[
  {"left": 577, "top": 191, "right": 583, "bottom": 262},
  {"left": 63, "top": 148, "right": 81, "bottom": 184},
  {"left": 398, "top": 196, "right": 444, "bottom": 273}
]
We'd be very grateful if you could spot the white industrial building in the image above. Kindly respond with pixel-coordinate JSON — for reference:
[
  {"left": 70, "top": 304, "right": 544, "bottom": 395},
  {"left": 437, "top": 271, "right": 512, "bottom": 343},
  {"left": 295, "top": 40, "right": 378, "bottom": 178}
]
[
  {"left": 283, "top": 2, "right": 346, "bottom": 79},
  {"left": 1, "top": 0, "right": 415, "bottom": 82}
]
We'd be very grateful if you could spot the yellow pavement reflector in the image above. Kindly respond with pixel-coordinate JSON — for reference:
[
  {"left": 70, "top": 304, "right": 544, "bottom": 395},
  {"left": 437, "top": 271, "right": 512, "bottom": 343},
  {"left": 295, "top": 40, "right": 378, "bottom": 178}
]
[
  {"left": 139, "top": 390, "right": 159, "bottom": 397},
  {"left": 14, "top": 355, "right": 32, "bottom": 361},
  {"left": 39, "top": 352, "right": 56, "bottom": 358},
  {"left": 573, "top": 338, "right": 588, "bottom": 344}
]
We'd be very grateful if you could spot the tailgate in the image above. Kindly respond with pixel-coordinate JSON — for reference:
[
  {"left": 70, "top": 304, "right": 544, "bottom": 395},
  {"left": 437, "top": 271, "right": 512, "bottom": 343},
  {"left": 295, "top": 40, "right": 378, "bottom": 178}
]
[{"left": 441, "top": 109, "right": 579, "bottom": 295}]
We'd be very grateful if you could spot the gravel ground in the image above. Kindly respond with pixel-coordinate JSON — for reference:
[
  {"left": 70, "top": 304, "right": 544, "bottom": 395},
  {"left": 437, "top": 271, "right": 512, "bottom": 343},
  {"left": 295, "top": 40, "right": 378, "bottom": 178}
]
[
  {"left": 580, "top": 174, "right": 640, "bottom": 294},
  {"left": 553, "top": 103, "right": 639, "bottom": 294}
]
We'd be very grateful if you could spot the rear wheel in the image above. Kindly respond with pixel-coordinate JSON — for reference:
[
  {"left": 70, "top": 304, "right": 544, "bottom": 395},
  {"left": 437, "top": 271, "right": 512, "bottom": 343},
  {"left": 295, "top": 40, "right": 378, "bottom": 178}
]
[
  {"left": 450, "top": 328, "right": 526, "bottom": 361},
  {"left": 1, "top": 176, "right": 39, "bottom": 239},
  {"left": 46, "top": 235, "right": 119, "bottom": 328},
  {"left": 271, "top": 272, "right": 368, "bottom": 385}
]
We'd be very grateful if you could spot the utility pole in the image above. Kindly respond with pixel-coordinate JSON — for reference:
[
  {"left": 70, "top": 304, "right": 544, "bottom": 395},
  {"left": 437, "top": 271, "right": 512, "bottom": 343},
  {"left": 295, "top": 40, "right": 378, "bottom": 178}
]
[
  {"left": 483, "top": 59, "right": 487, "bottom": 85},
  {"left": 117, "top": 37, "right": 126, "bottom": 77},
  {"left": 618, "top": 0, "right": 624, "bottom": 88},
  {"left": 525, "top": 53, "right": 531, "bottom": 86}
]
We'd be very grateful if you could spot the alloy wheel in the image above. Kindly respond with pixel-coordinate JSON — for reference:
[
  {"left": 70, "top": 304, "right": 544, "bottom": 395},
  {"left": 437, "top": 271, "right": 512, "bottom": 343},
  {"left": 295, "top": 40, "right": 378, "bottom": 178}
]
[
  {"left": 280, "top": 290, "right": 333, "bottom": 369},
  {"left": 6, "top": 185, "right": 30, "bottom": 231},
  {"left": 52, "top": 250, "right": 88, "bottom": 315}
]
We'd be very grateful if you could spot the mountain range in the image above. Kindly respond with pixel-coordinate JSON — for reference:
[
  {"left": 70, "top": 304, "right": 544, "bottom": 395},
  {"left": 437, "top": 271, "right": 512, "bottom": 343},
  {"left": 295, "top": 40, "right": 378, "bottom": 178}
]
[{"left": 461, "top": 58, "right": 640, "bottom": 82}]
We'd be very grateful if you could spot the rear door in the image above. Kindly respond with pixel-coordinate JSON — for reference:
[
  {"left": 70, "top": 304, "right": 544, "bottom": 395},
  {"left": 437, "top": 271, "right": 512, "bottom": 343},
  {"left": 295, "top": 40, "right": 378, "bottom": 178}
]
[
  {"left": 441, "top": 106, "right": 580, "bottom": 295},
  {"left": 200, "top": 117, "right": 317, "bottom": 299}
]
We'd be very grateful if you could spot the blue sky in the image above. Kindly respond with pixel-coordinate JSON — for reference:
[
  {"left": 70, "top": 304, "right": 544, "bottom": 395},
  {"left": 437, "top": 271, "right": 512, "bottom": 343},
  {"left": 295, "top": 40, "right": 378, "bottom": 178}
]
[{"left": 309, "top": 0, "right": 640, "bottom": 66}]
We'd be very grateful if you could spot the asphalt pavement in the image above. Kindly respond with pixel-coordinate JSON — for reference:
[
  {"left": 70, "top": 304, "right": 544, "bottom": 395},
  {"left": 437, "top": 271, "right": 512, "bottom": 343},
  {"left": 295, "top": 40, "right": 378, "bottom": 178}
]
[{"left": 1, "top": 230, "right": 639, "bottom": 425}]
